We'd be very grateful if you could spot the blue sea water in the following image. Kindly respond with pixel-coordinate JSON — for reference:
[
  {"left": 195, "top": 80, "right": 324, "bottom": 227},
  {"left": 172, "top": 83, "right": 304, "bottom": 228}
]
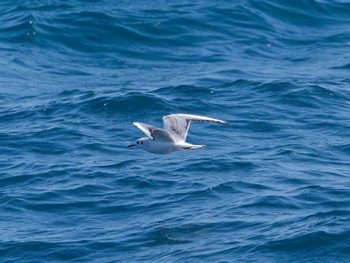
[{"left": 1, "top": 0, "right": 350, "bottom": 262}]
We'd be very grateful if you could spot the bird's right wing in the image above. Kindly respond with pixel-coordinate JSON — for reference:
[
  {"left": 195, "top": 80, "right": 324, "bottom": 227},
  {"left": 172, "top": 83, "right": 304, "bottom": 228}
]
[
  {"left": 162, "top": 114, "right": 228, "bottom": 142},
  {"left": 133, "top": 122, "right": 175, "bottom": 142}
]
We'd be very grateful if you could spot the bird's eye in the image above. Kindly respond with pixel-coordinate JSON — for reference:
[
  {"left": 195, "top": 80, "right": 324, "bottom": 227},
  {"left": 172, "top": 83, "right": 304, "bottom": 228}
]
[{"left": 137, "top": 141, "right": 139, "bottom": 144}]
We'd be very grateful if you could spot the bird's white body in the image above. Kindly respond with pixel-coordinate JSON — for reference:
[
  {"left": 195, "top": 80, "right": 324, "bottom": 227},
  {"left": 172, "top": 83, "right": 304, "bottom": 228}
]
[
  {"left": 139, "top": 137, "right": 205, "bottom": 154},
  {"left": 129, "top": 114, "right": 228, "bottom": 154}
]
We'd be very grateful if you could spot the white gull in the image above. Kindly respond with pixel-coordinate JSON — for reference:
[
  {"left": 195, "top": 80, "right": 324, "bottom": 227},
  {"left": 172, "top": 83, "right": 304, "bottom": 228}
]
[{"left": 128, "top": 113, "right": 229, "bottom": 154}]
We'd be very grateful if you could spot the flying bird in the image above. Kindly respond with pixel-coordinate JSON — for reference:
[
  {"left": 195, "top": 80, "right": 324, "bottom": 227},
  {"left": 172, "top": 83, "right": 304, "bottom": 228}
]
[{"left": 128, "top": 114, "right": 228, "bottom": 154}]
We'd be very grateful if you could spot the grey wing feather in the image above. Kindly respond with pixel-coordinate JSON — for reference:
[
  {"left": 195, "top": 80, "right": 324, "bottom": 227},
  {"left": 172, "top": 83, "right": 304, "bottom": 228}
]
[
  {"left": 133, "top": 122, "right": 175, "bottom": 142},
  {"left": 152, "top": 129, "right": 176, "bottom": 142},
  {"left": 162, "top": 114, "right": 228, "bottom": 142},
  {"left": 133, "top": 122, "right": 156, "bottom": 138}
]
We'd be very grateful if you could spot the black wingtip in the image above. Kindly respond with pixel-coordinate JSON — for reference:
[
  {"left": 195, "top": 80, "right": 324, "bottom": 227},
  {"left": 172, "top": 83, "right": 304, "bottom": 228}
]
[{"left": 219, "top": 120, "right": 230, "bottom": 125}]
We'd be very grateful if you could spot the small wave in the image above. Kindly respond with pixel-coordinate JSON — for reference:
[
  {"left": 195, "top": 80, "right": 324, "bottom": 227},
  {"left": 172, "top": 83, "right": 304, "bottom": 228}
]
[
  {"left": 330, "top": 63, "right": 350, "bottom": 70},
  {"left": 261, "top": 230, "right": 350, "bottom": 252}
]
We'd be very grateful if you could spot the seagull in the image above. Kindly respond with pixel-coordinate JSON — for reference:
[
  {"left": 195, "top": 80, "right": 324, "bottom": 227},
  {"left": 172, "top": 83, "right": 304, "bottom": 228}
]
[{"left": 128, "top": 114, "right": 229, "bottom": 154}]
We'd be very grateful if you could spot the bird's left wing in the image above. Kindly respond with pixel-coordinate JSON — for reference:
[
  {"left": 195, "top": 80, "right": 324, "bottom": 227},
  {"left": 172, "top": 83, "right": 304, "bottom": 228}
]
[
  {"left": 133, "top": 122, "right": 155, "bottom": 138},
  {"left": 133, "top": 122, "right": 175, "bottom": 142}
]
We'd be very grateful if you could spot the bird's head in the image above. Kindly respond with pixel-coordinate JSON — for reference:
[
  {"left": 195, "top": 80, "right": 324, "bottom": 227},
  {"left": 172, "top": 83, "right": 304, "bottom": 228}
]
[{"left": 128, "top": 137, "right": 148, "bottom": 148}]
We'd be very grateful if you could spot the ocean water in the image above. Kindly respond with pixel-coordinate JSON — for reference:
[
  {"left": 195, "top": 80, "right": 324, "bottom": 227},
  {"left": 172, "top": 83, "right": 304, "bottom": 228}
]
[{"left": 1, "top": 0, "right": 350, "bottom": 262}]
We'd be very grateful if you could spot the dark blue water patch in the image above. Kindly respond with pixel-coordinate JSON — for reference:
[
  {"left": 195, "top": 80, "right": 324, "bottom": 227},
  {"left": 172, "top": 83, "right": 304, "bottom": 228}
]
[
  {"left": 42, "top": 89, "right": 172, "bottom": 117},
  {"left": 331, "top": 143, "right": 350, "bottom": 156},
  {"left": 302, "top": 209, "right": 350, "bottom": 224},
  {"left": 155, "top": 84, "right": 215, "bottom": 98},
  {"left": 331, "top": 63, "right": 350, "bottom": 70},
  {"left": 294, "top": 185, "right": 350, "bottom": 208},
  {"left": 143, "top": 227, "right": 192, "bottom": 247},
  {"left": 0, "top": 240, "right": 117, "bottom": 262},
  {"left": 93, "top": 92, "right": 170, "bottom": 115},
  {"left": 262, "top": 230, "right": 350, "bottom": 252}
]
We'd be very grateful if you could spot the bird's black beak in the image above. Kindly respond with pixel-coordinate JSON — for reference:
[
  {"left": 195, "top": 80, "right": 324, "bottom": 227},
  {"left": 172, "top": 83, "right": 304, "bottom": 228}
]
[{"left": 128, "top": 144, "right": 136, "bottom": 148}]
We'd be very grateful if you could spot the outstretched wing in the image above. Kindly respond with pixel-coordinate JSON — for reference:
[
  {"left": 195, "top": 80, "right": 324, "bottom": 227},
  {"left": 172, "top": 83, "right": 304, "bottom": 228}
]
[
  {"left": 162, "top": 114, "right": 229, "bottom": 142},
  {"left": 133, "top": 122, "right": 176, "bottom": 142}
]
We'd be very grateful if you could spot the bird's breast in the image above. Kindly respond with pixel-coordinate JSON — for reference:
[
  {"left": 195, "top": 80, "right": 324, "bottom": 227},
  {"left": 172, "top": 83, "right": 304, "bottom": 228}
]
[{"left": 144, "top": 141, "right": 177, "bottom": 154}]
